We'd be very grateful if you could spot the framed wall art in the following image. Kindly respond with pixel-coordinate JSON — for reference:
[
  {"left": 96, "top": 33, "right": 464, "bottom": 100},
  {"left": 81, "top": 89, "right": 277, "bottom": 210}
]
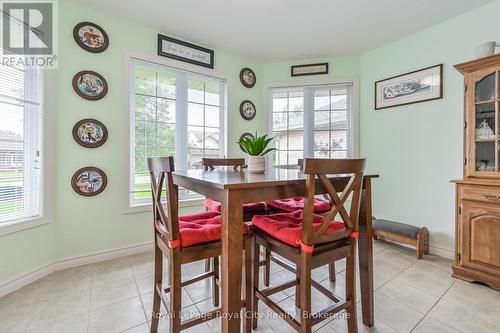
[
  {"left": 73, "top": 22, "right": 109, "bottom": 53},
  {"left": 291, "top": 63, "right": 329, "bottom": 77},
  {"left": 375, "top": 64, "right": 443, "bottom": 110},
  {"left": 71, "top": 167, "right": 107, "bottom": 197},
  {"left": 157, "top": 34, "right": 214, "bottom": 69},
  {"left": 72, "top": 118, "right": 108, "bottom": 148},
  {"left": 240, "top": 67, "right": 256, "bottom": 88},
  {"left": 240, "top": 100, "right": 256, "bottom": 120},
  {"left": 72, "top": 70, "right": 108, "bottom": 101}
]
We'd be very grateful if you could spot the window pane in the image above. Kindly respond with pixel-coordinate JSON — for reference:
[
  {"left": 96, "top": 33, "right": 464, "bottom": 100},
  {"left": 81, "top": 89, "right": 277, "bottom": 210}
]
[
  {"left": 273, "top": 132, "right": 288, "bottom": 151},
  {"left": 288, "top": 151, "right": 304, "bottom": 165},
  {"left": 188, "top": 79, "right": 204, "bottom": 103},
  {"left": 289, "top": 91, "right": 303, "bottom": 111},
  {"left": 0, "top": 62, "right": 42, "bottom": 223},
  {"left": 135, "top": 67, "right": 156, "bottom": 95},
  {"left": 135, "top": 95, "right": 156, "bottom": 121},
  {"left": 314, "top": 90, "right": 330, "bottom": 111},
  {"left": 331, "top": 89, "right": 347, "bottom": 109},
  {"left": 289, "top": 112, "right": 303, "bottom": 130},
  {"left": 331, "top": 130, "right": 347, "bottom": 150},
  {"left": 314, "top": 111, "right": 330, "bottom": 129},
  {"left": 157, "top": 72, "right": 176, "bottom": 99},
  {"left": 273, "top": 93, "right": 288, "bottom": 112},
  {"left": 205, "top": 106, "right": 220, "bottom": 128},
  {"left": 205, "top": 127, "right": 220, "bottom": 150},
  {"left": 131, "top": 61, "right": 225, "bottom": 205},
  {"left": 188, "top": 103, "right": 204, "bottom": 126},
  {"left": 314, "top": 131, "right": 330, "bottom": 153},
  {"left": 288, "top": 131, "right": 304, "bottom": 150},
  {"left": 331, "top": 111, "right": 347, "bottom": 130},
  {"left": 157, "top": 99, "right": 175, "bottom": 123},
  {"left": 273, "top": 113, "right": 288, "bottom": 131},
  {"left": 205, "top": 81, "right": 220, "bottom": 106}
]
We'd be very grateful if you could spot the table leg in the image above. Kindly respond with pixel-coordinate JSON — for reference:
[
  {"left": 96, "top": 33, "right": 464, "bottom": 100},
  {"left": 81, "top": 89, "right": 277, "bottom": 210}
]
[
  {"left": 221, "top": 189, "right": 243, "bottom": 333},
  {"left": 358, "top": 177, "right": 374, "bottom": 327}
]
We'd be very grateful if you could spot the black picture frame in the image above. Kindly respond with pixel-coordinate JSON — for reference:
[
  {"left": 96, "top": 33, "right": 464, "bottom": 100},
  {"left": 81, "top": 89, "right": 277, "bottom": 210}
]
[
  {"left": 291, "top": 63, "right": 329, "bottom": 77},
  {"left": 157, "top": 34, "right": 214, "bottom": 69},
  {"left": 374, "top": 64, "right": 443, "bottom": 110}
]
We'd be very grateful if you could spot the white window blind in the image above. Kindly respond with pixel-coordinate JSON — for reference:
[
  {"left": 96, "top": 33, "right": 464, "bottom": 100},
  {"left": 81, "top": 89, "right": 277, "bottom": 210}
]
[
  {"left": 130, "top": 59, "right": 225, "bottom": 206},
  {"left": 270, "top": 84, "right": 353, "bottom": 165},
  {"left": 0, "top": 51, "right": 43, "bottom": 224}
]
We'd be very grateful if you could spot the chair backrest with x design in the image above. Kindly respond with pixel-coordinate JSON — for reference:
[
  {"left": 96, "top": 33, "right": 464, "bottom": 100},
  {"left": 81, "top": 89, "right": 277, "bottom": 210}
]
[
  {"left": 202, "top": 158, "right": 245, "bottom": 171},
  {"left": 147, "top": 156, "right": 180, "bottom": 243},
  {"left": 300, "top": 158, "right": 366, "bottom": 246}
]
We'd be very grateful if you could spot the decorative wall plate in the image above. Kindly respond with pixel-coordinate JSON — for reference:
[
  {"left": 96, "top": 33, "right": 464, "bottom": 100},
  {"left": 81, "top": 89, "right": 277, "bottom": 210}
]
[
  {"left": 72, "top": 118, "right": 108, "bottom": 148},
  {"left": 72, "top": 70, "right": 108, "bottom": 100},
  {"left": 71, "top": 167, "right": 107, "bottom": 196},
  {"left": 240, "top": 67, "right": 256, "bottom": 88},
  {"left": 73, "top": 22, "right": 109, "bottom": 53},
  {"left": 240, "top": 100, "right": 256, "bottom": 120},
  {"left": 239, "top": 132, "right": 255, "bottom": 152}
]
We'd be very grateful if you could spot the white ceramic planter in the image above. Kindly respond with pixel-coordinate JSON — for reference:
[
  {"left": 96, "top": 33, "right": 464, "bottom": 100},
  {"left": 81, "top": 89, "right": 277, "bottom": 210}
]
[{"left": 247, "top": 155, "right": 266, "bottom": 173}]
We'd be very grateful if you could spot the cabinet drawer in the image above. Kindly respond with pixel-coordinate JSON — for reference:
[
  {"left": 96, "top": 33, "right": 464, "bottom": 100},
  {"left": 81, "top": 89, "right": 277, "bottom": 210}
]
[{"left": 462, "top": 186, "right": 500, "bottom": 203}]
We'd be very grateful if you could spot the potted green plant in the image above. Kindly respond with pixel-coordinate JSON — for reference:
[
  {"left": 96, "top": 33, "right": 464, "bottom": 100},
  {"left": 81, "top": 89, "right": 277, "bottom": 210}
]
[{"left": 237, "top": 132, "right": 276, "bottom": 173}]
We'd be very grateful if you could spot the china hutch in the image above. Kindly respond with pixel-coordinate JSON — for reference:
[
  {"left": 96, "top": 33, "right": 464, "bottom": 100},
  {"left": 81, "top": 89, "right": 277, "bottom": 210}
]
[{"left": 452, "top": 54, "right": 500, "bottom": 290}]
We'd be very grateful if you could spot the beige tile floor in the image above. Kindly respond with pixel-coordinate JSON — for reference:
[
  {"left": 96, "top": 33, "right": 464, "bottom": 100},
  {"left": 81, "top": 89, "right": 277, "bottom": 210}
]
[{"left": 1, "top": 240, "right": 499, "bottom": 333}]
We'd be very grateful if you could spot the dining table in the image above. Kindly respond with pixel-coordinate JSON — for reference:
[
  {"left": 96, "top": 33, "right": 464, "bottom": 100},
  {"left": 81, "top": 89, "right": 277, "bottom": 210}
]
[{"left": 173, "top": 167, "right": 378, "bottom": 333}]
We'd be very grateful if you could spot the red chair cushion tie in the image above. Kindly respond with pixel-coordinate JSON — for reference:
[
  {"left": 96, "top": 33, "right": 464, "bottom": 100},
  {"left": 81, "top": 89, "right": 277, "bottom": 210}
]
[{"left": 205, "top": 197, "right": 266, "bottom": 213}]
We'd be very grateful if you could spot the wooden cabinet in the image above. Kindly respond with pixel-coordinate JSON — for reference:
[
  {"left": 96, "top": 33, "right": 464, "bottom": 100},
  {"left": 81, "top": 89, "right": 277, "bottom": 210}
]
[{"left": 452, "top": 54, "right": 500, "bottom": 290}]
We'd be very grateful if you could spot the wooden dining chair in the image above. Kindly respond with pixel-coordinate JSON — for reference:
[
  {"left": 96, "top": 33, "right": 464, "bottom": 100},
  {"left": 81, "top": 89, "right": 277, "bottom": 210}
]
[
  {"left": 251, "top": 158, "right": 365, "bottom": 333},
  {"left": 148, "top": 156, "right": 252, "bottom": 333},
  {"left": 262, "top": 159, "right": 337, "bottom": 285}
]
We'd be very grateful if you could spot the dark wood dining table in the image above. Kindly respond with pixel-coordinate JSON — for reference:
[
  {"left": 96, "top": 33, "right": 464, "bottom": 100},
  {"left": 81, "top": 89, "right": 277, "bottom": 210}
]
[{"left": 173, "top": 168, "right": 378, "bottom": 333}]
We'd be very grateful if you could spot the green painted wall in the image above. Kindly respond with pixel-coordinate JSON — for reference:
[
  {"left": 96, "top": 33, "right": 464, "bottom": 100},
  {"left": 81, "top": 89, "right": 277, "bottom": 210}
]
[
  {"left": 3, "top": 0, "right": 500, "bottom": 285},
  {"left": 53, "top": 0, "right": 264, "bottom": 260},
  {"left": 359, "top": 0, "right": 500, "bottom": 253}
]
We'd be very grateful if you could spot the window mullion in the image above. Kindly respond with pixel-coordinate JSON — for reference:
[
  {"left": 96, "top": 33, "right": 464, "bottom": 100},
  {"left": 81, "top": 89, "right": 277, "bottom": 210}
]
[
  {"left": 176, "top": 74, "right": 188, "bottom": 170},
  {"left": 303, "top": 87, "right": 314, "bottom": 158}
]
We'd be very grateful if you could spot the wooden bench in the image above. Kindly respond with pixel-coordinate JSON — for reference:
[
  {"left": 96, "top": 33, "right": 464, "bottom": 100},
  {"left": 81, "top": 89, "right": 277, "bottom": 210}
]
[{"left": 373, "top": 219, "right": 429, "bottom": 259}]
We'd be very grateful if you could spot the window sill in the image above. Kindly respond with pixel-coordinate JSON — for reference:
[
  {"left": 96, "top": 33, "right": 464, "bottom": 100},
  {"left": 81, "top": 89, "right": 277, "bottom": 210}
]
[
  {"left": 0, "top": 217, "right": 51, "bottom": 237},
  {"left": 124, "top": 198, "right": 206, "bottom": 215}
]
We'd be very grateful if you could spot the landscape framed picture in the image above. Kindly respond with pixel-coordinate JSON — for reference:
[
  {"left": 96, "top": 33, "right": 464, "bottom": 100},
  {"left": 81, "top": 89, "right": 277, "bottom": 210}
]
[{"left": 375, "top": 64, "right": 443, "bottom": 110}]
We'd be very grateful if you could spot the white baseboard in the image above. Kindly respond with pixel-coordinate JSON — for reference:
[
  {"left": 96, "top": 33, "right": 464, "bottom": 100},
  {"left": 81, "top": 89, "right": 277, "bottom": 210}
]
[
  {"left": 53, "top": 241, "right": 154, "bottom": 271},
  {"left": 0, "top": 241, "right": 154, "bottom": 298},
  {"left": 0, "top": 263, "right": 53, "bottom": 298},
  {"left": 429, "top": 244, "right": 455, "bottom": 260}
]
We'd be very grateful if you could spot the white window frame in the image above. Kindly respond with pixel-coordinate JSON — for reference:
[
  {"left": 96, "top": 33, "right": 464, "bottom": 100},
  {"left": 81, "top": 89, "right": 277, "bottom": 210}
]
[
  {"left": 0, "top": 69, "right": 54, "bottom": 236},
  {"left": 264, "top": 78, "right": 359, "bottom": 165},
  {"left": 123, "top": 51, "right": 228, "bottom": 214}
]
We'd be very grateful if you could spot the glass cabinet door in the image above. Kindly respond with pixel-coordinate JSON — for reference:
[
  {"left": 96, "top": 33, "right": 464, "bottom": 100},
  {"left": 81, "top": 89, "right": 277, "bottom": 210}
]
[{"left": 473, "top": 71, "right": 499, "bottom": 174}]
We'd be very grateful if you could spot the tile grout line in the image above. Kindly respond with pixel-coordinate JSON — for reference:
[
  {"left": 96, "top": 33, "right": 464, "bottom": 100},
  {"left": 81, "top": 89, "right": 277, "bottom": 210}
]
[{"left": 408, "top": 280, "right": 463, "bottom": 333}]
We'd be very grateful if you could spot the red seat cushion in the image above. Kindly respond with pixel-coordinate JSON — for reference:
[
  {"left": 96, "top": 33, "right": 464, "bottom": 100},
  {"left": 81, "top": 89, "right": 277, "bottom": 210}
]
[
  {"left": 205, "top": 197, "right": 266, "bottom": 213},
  {"left": 178, "top": 211, "right": 249, "bottom": 247},
  {"left": 266, "top": 197, "right": 331, "bottom": 213},
  {"left": 251, "top": 210, "right": 345, "bottom": 247}
]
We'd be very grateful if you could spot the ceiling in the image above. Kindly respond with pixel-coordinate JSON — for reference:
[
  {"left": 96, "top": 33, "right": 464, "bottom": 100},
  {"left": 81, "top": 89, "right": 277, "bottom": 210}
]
[{"left": 76, "top": 0, "right": 494, "bottom": 61}]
